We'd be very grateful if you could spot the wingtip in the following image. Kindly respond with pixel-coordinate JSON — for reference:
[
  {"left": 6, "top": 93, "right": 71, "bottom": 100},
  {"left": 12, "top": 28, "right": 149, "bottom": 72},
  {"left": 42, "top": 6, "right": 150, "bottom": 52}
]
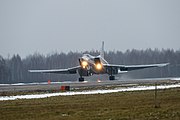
[
  {"left": 160, "top": 63, "right": 170, "bottom": 67},
  {"left": 28, "top": 70, "right": 38, "bottom": 73}
]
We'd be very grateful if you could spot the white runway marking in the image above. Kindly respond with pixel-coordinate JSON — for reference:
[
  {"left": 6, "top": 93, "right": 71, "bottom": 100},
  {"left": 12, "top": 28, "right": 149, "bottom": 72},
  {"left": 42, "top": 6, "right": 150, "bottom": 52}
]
[{"left": 0, "top": 83, "right": 180, "bottom": 101}]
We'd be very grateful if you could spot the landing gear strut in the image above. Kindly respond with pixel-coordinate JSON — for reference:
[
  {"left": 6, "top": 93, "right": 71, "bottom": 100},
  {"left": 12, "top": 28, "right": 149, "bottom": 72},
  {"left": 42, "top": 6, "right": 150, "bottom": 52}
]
[
  {"left": 109, "top": 67, "right": 115, "bottom": 80},
  {"left": 79, "top": 77, "right": 84, "bottom": 82},
  {"left": 109, "top": 76, "right": 115, "bottom": 80}
]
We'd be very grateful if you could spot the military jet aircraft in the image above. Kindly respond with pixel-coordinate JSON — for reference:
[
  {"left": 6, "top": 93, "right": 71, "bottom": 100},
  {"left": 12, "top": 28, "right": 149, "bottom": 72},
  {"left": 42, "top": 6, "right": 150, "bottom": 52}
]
[{"left": 29, "top": 42, "right": 169, "bottom": 82}]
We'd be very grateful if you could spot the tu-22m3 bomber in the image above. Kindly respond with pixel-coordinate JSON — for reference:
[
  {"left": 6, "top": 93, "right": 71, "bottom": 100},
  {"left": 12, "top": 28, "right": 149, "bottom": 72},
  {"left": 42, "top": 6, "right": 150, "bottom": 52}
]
[{"left": 29, "top": 42, "right": 169, "bottom": 82}]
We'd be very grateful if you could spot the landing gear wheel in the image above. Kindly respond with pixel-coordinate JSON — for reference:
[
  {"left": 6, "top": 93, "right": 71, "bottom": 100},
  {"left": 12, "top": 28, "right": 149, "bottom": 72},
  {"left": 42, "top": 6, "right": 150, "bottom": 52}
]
[
  {"left": 109, "top": 76, "right": 115, "bottom": 80},
  {"left": 79, "top": 77, "right": 84, "bottom": 82}
]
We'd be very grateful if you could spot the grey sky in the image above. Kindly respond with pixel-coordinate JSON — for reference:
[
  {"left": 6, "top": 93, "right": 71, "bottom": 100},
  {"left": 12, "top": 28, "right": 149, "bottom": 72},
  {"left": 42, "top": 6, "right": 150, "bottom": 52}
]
[{"left": 0, "top": 0, "right": 180, "bottom": 58}]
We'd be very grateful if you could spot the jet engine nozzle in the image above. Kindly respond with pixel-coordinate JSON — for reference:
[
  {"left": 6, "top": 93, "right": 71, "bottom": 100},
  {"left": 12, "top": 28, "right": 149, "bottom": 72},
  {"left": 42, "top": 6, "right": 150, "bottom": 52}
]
[
  {"left": 94, "top": 58, "right": 103, "bottom": 70},
  {"left": 96, "top": 63, "right": 102, "bottom": 70},
  {"left": 79, "top": 58, "right": 89, "bottom": 69}
]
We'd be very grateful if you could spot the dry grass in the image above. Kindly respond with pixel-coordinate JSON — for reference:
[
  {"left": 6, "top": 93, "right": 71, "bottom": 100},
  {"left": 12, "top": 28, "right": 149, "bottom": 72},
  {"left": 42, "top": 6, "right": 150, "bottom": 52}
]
[{"left": 0, "top": 88, "right": 180, "bottom": 120}]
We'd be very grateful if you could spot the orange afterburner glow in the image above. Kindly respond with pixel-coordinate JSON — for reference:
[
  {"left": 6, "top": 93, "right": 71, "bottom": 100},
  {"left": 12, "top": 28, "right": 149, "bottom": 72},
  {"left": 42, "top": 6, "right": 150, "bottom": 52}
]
[
  {"left": 81, "top": 61, "right": 88, "bottom": 68},
  {"left": 96, "top": 63, "right": 102, "bottom": 70}
]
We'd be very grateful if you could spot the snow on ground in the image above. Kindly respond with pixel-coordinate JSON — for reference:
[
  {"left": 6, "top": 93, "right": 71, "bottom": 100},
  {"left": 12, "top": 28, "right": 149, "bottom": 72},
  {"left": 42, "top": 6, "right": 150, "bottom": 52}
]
[
  {"left": 171, "top": 77, "right": 180, "bottom": 80},
  {"left": 0, "top": 83, "right": 180, "bottom": 101},
  {"left": 0, "top": 81, "right": 74, "bottom": 86}
]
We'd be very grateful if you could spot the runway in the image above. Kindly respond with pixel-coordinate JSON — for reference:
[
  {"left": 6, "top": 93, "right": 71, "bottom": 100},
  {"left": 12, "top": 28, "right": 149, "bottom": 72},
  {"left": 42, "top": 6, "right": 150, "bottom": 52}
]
[{"left": 0, "top": 77, "right": 179, "bottom": 92}]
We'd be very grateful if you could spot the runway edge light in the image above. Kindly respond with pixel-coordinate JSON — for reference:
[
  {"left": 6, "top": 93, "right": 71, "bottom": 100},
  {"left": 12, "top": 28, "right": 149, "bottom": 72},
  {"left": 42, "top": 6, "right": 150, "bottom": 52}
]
[{"left": 48, "top": 80, "right": 51, "bottom": 84}]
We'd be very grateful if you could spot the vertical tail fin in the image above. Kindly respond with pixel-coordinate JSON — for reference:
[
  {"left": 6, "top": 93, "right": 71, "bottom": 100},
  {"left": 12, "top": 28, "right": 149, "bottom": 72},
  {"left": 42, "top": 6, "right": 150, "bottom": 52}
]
[{"left": 100, "top": 41, "right": 104, "bottom": 58}]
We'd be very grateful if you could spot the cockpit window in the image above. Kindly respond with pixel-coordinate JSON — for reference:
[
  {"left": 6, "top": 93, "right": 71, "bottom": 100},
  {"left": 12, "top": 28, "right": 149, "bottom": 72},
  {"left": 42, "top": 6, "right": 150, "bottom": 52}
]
[{"left": 84, "top": 54, "right": 92, "bottom": 58}]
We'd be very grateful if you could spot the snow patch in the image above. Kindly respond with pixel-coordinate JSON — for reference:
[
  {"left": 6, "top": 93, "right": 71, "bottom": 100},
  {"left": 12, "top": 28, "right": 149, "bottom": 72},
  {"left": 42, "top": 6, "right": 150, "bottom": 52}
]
[
  {"left": 171, "top": 77, "right": 180, "bottom": 81},
  {"left": 0, "top": 81, "right": 74, "bottom": 86}
]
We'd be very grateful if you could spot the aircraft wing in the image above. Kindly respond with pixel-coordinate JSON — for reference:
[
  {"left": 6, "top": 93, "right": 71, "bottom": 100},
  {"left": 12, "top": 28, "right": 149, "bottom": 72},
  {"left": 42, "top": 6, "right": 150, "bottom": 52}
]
[
  {"left": 104, "top": 63, "right": 169, "bottom": 71},
  {"left": 29, "top": 66, "right": 80, "bottom": 74}
]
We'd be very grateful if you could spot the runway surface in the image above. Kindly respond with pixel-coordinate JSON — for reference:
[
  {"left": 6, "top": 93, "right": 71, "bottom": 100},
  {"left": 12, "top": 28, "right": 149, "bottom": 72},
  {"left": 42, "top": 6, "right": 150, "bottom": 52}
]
[{"left": 0, "top": 77, "right": 180, "bottom": 92}]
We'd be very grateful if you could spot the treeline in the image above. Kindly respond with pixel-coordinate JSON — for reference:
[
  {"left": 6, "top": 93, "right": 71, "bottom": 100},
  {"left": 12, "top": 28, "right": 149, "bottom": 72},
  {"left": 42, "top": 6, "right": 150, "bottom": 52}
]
[{"left": 0, "top": 49, "right": 180, "bottom": 84}]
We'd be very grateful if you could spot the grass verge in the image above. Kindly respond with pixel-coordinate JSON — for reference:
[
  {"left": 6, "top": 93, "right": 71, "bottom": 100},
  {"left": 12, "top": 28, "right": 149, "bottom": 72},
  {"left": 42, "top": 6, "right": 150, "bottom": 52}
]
[{"left": 0, "top": 88, "right": 180, "bottom": 120}]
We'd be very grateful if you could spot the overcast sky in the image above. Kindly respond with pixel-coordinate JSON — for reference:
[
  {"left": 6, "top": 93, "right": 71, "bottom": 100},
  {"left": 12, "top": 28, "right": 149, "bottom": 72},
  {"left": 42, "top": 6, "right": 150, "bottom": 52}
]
[{"left": 0, "top": 0, "right": 180, "bottom": 58}]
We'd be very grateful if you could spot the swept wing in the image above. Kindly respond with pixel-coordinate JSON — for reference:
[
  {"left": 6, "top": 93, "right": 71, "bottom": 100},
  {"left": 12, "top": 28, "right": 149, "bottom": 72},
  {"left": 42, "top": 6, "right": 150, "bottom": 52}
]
[
  {"left": 29, "top": 66, "right": 80, "bottom": 74},
  {"left": 104, "top": 63, "right": 169, "bottom": 71}
]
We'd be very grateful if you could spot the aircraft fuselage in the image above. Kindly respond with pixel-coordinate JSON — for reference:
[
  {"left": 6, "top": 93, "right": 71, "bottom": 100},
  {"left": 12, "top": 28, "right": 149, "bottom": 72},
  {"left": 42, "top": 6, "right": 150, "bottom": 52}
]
[{"left": 79, "top": 54, "right": 108, "bottom": 75}]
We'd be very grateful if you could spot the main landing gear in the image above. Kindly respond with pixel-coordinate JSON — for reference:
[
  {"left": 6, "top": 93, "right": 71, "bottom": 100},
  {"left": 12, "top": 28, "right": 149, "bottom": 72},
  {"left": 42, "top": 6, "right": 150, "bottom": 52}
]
[
  {"left": 109, "top": 75, "right": 115, "bottom": 80},
  {"left": 108, "top": 67, "right": 116, "bottom": 80},
  {"left": 79, "top": 77, "right": 84, "bottom": 82}
]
